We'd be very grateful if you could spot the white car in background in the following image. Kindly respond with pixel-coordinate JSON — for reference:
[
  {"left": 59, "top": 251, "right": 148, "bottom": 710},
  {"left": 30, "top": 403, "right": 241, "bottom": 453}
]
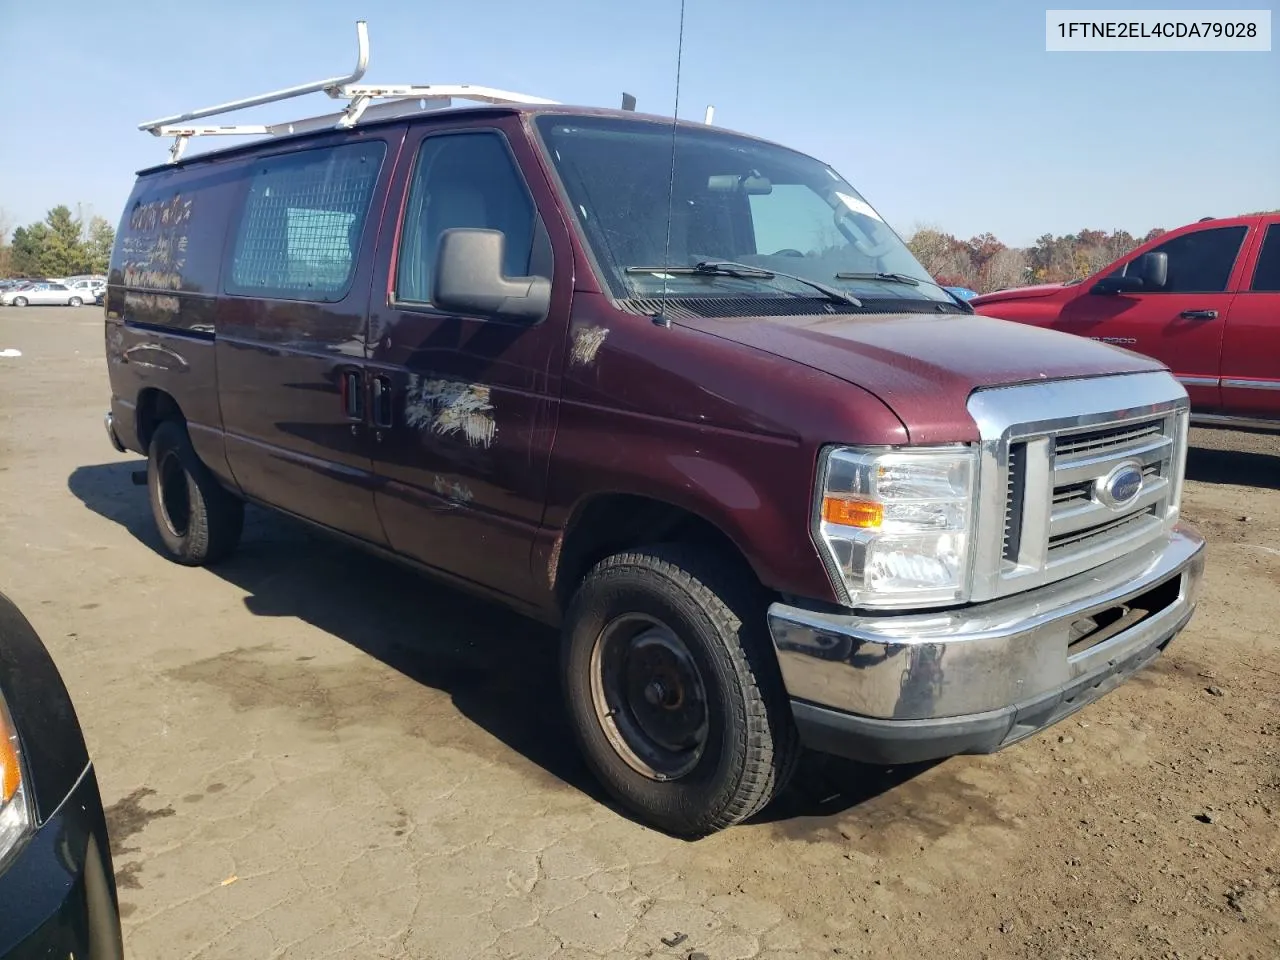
[
  {"left": 67, "top": 278, "right": 105, "bottom": 303},
  {"left": 0, "top": 281, "right": 93, "bottom": 307}
]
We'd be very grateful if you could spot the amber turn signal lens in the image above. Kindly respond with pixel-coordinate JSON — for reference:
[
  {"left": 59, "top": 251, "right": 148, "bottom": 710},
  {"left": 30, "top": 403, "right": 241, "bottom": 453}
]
[
  {"left": 0, "top": 721, "right": 18, "bottom": 805},
  {"left": 822, "top": 496, "right": 884, "bottom": 529}
]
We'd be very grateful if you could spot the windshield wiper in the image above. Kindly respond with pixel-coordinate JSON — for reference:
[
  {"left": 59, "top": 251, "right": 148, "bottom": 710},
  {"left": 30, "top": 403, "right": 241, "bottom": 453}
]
[
  {"left": 628, "top": 261, "right": 862, "bottom": 307},
  {"left": 835, "top": 270, "right": 974, "bottom": 312},
  {"left": 834, "top": 271, "right": 921, "bottom": 286}
]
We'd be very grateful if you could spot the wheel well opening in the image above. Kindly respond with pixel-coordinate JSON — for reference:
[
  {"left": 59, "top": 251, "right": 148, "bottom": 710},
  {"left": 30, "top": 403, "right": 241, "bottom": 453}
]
[
  {"left": 553, "top": 495, "right": 756, "bottom": 610},
  {"left": 136, "top": 389, "right": 185, "bottom": 450}
]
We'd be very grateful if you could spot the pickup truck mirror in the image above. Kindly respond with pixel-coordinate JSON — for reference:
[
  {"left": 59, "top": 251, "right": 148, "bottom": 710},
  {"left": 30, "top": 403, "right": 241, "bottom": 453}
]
[
  {"left": 1134, "top": 251, "right": 1168, "bottom": 289},
  {"left": 433, "top": 228, "right": 551, "bottom": 323},
  {"left": 1091, "top": 251, "right": 1168, "bottom": 295}
]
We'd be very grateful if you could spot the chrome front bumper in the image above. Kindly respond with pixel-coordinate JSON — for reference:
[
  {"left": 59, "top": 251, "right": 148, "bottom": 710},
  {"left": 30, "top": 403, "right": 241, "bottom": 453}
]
[{"left": 769, "top": 523, "right": 1205, "bottom": 764}]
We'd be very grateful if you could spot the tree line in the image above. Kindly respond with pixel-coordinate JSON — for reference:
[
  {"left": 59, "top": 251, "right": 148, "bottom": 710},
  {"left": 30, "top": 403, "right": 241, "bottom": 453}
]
[
  {"left": 0, "top": 206, "right": 116, "bottom": 278},
  {"left": 907, "top": 211, "right": 1280, "bottom": 293}
]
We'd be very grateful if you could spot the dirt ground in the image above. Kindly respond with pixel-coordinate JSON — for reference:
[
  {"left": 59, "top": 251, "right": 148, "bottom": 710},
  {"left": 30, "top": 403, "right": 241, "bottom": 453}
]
[{"left": 0, "top": 307, "right": 1276, "bottom": 960}]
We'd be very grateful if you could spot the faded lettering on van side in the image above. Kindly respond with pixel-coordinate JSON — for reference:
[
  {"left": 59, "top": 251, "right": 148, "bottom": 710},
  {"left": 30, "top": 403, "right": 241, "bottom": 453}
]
[{"left": 121, "top": 194, "right": 193, "bottom": 292}]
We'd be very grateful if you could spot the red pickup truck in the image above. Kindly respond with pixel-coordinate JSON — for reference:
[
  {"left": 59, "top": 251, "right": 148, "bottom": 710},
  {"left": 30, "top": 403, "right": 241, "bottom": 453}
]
[{"left": 972, "top": 214, "right": 1280, "bottom": 430}]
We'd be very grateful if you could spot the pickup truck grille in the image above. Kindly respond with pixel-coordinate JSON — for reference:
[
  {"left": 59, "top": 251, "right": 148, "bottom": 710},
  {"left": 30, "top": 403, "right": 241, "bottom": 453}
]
[{"left": 968, "top": 373, "right": 1190, "bottom": 603}]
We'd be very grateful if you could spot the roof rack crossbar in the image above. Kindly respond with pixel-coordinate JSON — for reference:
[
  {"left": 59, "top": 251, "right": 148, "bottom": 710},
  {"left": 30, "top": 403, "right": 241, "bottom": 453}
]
[
  {"left": 139, "top": 21, "right": 371, "bottom": 134},
  {"left": 139, "top": 22, "right": 559, "bottom": 163}
]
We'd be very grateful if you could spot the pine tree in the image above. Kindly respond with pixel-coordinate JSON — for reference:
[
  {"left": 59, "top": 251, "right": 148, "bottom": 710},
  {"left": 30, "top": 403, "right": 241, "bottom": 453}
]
[{"left": 40, "top": 205, "right": 87, "bottom": 276}]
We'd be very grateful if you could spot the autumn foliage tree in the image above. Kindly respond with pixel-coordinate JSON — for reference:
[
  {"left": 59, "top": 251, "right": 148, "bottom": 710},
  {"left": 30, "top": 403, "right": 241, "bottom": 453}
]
[{"left": 906, "top": 221, "right": 1216, "bottom": 294}]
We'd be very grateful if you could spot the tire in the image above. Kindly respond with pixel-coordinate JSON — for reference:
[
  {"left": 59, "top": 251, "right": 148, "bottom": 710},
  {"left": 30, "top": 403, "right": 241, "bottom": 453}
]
[
  {"left": 561, "top": 544, "right": 800, "bottom": 836},
  {"left": 12, "top": 297, "right": 27, "bottom": 307},
  {"left": 68, "top": 297, "right": 82, "bottom": 307},
  {"left": 147, "top": 420, "right": 243, "bottom": 565}
]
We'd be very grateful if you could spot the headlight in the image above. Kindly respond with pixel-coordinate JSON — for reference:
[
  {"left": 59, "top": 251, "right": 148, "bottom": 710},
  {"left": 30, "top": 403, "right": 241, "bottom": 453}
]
[
  {"left": 0, "top": 693, "right": 32, "bottom": 868},
  {"left": 814, "top": 445, "right": 978, "bottom": 608}
]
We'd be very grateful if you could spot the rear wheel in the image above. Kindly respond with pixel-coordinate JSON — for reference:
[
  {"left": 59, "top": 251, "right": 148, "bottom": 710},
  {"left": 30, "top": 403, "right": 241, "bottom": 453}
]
[
  {"left": 147, "top": 420, "right": 243, "bottom": 565},
  {"left": 561, "top": 544, "right": 799, "bottom": 836},
  {"left": 68, "top": 296, "right": 82, "bottom": 307}
]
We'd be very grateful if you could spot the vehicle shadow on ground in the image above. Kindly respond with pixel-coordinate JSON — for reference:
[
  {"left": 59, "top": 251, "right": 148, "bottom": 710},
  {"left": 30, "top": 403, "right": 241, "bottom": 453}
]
[
  {"left": 1186, "top": 443, "right": 1280, "bottom": 491},
  {"left": 68, "top": 460, "right": 923, "bottom": 831}
]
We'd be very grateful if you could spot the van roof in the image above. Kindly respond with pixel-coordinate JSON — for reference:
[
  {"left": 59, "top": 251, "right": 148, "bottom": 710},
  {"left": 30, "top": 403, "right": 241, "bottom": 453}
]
[{"left": 136, "top": 103, "right": 788, "bottom": 177}]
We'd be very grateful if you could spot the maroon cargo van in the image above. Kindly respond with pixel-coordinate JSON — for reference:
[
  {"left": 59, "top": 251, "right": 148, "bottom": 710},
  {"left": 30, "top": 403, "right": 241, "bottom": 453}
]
[{"left": 104, "top": 75, "right": 1205, "bottom": 835}]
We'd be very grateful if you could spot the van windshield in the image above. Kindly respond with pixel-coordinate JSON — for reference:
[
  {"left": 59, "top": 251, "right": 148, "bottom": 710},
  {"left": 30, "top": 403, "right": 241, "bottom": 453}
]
[{"left": 534, "top": 114, "right": 952, "bottom": 308}]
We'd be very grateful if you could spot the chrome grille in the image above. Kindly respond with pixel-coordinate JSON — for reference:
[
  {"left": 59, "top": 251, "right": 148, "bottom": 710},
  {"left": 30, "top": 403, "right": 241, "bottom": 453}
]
[
  {"left": 1001, "top": 441, "right": 1026, "bottom": 562},
  {"left": 1048, "top": 505, "right": 1159, "bottom": 552},
  {"left": 1045, "top": 415, "right": 1174, "bottom": 566},
  {"left": 968, "top": 372, "right": 1190, "bottom": 604},
  {"left": 1053, "top": 420, "right": 1163, "bottom": 457}
]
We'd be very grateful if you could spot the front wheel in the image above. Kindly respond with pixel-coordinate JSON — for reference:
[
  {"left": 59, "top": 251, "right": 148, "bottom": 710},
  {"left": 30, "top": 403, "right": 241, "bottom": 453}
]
[
  {"left": 147, "top": 420, "right": 244, "bottom": 565},
  {"left": 12, "top": 297, "right": 27, "bottom": 307},
  {"left": 68, "top": 296, "right": 82, "bottom": 307},
  {"left": 561, "top": 545, "right": 799, "bottom": 836}
]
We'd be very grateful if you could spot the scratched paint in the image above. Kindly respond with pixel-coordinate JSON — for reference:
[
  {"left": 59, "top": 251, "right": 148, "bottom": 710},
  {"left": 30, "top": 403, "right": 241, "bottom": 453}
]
[
  {"left": 124, "top": 343, "right": 190, "bottom": 371},
  {"left": 546, "top": 534, "right": 564, "bottom": 589},
  {"left": 431, "top": 474, "right": 474, "bottom": 503},
  {"left": 569, "top": 326, "right": 610, "bottom": 368},
  {"left": 404, "top": 375, "right": 497, "bottom": 448},
  {"left": 106, "top": 327, "right": 126, "bottom": 365}
]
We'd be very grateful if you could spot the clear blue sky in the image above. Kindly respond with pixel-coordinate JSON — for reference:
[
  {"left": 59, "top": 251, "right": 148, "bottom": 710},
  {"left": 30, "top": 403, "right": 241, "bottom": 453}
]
[{"left": 0, "top": 0, "right": 1275, "bottom": 246}]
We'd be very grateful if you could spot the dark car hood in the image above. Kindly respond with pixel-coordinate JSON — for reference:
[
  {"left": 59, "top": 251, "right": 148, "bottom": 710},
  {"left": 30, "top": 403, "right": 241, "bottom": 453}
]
[{"left": 676, "top": 310, "right": 1165, "bottom": 443}]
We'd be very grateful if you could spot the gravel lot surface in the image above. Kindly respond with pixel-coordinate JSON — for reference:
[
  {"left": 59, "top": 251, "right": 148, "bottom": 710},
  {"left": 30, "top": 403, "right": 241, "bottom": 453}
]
[{"left": 1, "top": 307, "right": 1276, "bottom": 959}]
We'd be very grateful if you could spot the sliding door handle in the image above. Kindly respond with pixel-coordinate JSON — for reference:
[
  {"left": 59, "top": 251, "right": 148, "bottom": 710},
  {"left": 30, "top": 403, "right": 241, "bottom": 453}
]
[
  {"left": 372, "top": 375, "right": 393, "bottom": 428},
  {"left": 340, "top": 370, "right": 364, "bottom": 420}
]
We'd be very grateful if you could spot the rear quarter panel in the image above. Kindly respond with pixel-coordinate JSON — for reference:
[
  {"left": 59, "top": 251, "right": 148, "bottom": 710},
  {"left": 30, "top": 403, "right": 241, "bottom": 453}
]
[{"left": 105, "top": 161, "right": 245, "bottom": 486}]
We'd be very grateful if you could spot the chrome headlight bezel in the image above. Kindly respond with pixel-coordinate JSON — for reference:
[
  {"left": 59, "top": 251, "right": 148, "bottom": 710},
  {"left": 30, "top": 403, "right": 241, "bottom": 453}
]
[{"left": 811, "top": 443, "right": 980, "bottom": 610}]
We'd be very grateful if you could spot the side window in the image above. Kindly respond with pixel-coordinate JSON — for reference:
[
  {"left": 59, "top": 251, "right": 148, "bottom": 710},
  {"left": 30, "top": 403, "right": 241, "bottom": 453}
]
[
  {"left": 395, "top": 132, "right": 535, "bottom": 307},
  {"left": 1250, "top": 224, "right": 1280, "bottom": 292},
  {"left": 1124, "top": 226, "right": 1247, "bottom": 293},
  {"left": 227, "top": 140, "right": 386, "bottom": 302}
]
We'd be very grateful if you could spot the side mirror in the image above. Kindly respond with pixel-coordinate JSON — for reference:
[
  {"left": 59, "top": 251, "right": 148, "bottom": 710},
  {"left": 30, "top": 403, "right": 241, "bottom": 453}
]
[
  {"left": 1134, "top": 251, "right": 1168, "bottom": 289},
  {"left": 1092, "top": 251, "right": 1168, "bottom": 295},
  {"left": 433, "top": 228, "right": 551, "bottom": 323}
]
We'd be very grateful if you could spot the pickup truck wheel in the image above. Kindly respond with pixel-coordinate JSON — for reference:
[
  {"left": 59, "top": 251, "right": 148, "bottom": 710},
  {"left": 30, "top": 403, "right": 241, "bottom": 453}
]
[
  {"left": 562, "top": 545, "right": 799, "bottom": 836},
  {"left": 147, "top": 420, "right": 243, "bottom": 565}
]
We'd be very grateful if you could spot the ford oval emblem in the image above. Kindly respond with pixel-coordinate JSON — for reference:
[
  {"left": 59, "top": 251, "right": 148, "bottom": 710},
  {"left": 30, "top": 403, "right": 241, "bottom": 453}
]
[{"left": 1095, "top": 460, "right": 1144, "bottom": 510}]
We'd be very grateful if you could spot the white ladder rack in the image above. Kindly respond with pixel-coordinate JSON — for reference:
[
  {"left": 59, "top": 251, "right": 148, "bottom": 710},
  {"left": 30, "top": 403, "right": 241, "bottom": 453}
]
[{"left": 138, "top": 21, "right": 559, "bottom": 163}]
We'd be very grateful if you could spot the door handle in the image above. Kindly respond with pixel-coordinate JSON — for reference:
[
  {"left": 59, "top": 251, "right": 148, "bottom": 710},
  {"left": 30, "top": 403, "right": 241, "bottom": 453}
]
[
  {"left": 1180, "top": 309, "right": 1218, "bottom": 320},
  {"left": 372, "top": 375, "right": 393, "bottom": 429},
  {"left": 340, "top": 370, "right": 364, "bottom": 420}
]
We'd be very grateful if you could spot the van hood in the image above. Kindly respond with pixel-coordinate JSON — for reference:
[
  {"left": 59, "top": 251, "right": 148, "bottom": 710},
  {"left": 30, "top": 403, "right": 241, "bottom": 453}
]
[
  {"left": 676, "top": 310, "right": 1165, "bottom": 443},
  {"left": 970, "top": 282, "right": 1070, "bottom": 306}
]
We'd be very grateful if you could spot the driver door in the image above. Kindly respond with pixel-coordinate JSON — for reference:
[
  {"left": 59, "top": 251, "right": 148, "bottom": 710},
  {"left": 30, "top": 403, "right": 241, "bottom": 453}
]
[
  {"left": 1057, "top": 224, "right": 1251, "bottom": 409},
  {"left": 365, "top": 117, "right": 574, "bottom": 602}
]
